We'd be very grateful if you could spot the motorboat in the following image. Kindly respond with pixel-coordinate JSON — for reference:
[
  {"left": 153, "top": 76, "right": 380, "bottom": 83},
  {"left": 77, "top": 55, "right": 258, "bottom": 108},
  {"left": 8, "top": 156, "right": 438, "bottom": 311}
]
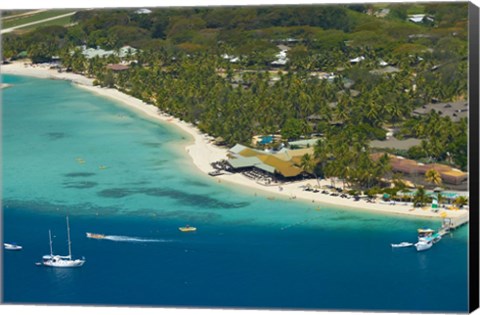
[
  {"left": 4, "top": 243, "right": 23, "bottom": 251},
  {"left": 418, "top": 228, "right": 442, "bottom": 243},
  {"left": 415, "top": 239, "right": 433, "bottom": 252},
  {"left": 38, "top": 217, "right": 85, "bottom": 268},
  {"left": 86, "top": 232, "right": 105, "bottom": 239},
  {"left": 391, "top": 242, "right": 414, "bottom": 248},
  {"left": 179, "top": 225, "right": 197, "bottom": 232},
  {"left": 417, "top": 228, "right": 435, "bottom": 240}
]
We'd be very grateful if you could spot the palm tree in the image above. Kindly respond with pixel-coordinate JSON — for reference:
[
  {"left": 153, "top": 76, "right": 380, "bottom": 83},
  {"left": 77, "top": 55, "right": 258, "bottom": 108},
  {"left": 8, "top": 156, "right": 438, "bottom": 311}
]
[
  {"left": 425, "top": 169, "right": 442, "bottom": 186},
  {"left": 413, "top": 186, "right": 428, "bottom": 207},
  {"left": 453, "top": 196, "right": 468, "bottom": 208},
  {"left": 300, "top": 153, "right": 320, "bottom": 187}
]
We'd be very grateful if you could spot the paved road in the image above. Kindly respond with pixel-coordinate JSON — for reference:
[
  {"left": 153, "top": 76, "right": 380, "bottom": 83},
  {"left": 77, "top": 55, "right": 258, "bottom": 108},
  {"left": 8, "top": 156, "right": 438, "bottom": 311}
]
[
  {"left": 1, "top": 11, "right": 76, "bottom": 34},
  {"left": 1, "top": 10, "right": 48, "bottom": 20}
]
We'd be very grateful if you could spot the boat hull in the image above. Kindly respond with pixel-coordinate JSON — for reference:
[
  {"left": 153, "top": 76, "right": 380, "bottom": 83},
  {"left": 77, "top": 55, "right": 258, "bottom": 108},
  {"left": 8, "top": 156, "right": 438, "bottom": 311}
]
[
  {"left": 415, "top": 241, "right": 433, "bottom": 252},
  {"left": 86, "top": 232, "right": 105, "bottom": 239},
  {"left": 4, "top": 243, "right": 22, "bottom": 251},
  {"left": 179, "top": 227, "right": 197, "bottom": 232},
  {"left": 391, "top": 242, "right": 413, "bottom": 248},
  {"left": 42, "top": 256, "right": 85, "bottom": 268}
]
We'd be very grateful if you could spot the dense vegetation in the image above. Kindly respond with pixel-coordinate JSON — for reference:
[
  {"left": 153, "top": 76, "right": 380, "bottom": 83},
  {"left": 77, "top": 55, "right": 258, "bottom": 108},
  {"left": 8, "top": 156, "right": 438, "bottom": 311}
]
[{"left": 2, "top": 3, "right": 469, "bottom": 187}]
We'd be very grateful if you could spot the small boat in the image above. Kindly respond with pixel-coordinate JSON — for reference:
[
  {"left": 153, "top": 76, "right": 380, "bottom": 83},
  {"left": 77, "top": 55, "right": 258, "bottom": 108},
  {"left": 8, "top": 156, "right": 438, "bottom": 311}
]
[
  {"left": 38, "top": 217, "right": 85, "bottom": 268},
  {"left": 418, "top": 228, "right": 442, "bottom": 243},
  {"left": 4, "top": 243, "right": 23, "bottom": 251},
  {"left": 86, "top": 232, "right": 106, "bottom": 239},
  {"left": 417, "top": 228, "right": 435, "bottom": 241},
  {"left": 415, "top": 239, "right": 433, "bottom": 252},
  {"left": 391, "top": 242, "right": 414, "bottom": 248},
  {"left": 179, "top": 225, "right": 197, "bottom": 232}
]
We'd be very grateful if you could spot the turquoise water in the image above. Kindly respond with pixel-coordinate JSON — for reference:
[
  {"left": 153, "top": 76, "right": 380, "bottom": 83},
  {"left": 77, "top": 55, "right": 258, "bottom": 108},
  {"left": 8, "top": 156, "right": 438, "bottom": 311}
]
[{"left": 1, "top": 75, "right": 469, "bottom": 312}]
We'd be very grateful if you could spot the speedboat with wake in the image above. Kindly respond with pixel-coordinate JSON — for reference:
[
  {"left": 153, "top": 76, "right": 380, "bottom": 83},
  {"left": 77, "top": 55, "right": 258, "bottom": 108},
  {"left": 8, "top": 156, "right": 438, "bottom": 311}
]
[{"left": 86, "top": 232, "right": 105, "bottom": 239}]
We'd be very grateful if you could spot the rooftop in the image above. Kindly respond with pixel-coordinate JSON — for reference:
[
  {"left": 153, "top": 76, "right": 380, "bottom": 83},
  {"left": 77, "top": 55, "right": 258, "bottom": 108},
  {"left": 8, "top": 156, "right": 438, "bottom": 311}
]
[{"left": 413, "top": 100, "right": 468, "bottom": 122}]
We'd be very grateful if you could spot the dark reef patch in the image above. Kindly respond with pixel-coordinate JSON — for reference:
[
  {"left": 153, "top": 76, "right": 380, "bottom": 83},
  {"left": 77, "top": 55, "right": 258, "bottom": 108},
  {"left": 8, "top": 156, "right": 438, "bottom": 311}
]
[
  {"left": 64, "top": 172, "right": 96, "bottom": 178},
  {"left": 127, "top": 209, "right": 222, "bottom": 222},
  {"left": 97, "top": 186, "right": 249, "bottom": 209},
  {"left": 45, "top": 132, "right": 67, "bottom": 140},
  {"left": 150, "top": 159, "right": 168, "bottom": 166},
  {"left": 184, "top": 180, "right": 210, "bottom": 188},
  {"left": 63, "top": 181, "right": 98, "bottom": 189},
  {"left": 97, "top": 188, "right": 137, "bottom": 198},
  {"left": 2, "top": 198, "right": 120, "bottom": 217},
  {"left": 142, "top": 142, "right": 163, "bottom": 148}
]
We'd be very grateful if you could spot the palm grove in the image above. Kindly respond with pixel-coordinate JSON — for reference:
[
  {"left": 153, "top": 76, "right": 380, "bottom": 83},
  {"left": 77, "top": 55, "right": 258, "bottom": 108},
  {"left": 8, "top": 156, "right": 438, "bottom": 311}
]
[{"left": 2, "top": 3, "right": 469, "bottom": 195}]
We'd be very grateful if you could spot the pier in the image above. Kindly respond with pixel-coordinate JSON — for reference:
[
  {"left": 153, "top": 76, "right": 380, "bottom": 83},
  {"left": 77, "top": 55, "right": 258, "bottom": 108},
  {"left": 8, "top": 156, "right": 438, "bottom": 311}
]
[{"left": 438, "top": 213, "right": 469, "bottom": 236}]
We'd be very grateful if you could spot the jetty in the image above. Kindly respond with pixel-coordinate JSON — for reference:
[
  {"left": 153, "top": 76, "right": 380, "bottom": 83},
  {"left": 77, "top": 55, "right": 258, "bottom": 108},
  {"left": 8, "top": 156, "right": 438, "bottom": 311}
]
[{"left": 438, "top": 212, "right": 469, "bottom": 236}]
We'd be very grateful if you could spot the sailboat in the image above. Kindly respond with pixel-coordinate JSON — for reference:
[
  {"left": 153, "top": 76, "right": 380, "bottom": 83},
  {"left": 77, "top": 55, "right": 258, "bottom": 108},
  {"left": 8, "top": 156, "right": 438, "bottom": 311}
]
[{"left": 37, "top": 217, "right": 85, "bottom": 268}]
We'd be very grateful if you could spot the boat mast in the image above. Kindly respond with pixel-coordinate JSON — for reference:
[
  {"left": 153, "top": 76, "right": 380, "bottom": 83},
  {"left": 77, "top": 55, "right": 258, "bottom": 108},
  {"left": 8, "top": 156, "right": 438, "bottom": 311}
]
[
  {"left": 66, "top": 216, "right": 72, "bottom": 259},
  {"left": 48, "top": 229, "right": 53, "bottom": 256}
]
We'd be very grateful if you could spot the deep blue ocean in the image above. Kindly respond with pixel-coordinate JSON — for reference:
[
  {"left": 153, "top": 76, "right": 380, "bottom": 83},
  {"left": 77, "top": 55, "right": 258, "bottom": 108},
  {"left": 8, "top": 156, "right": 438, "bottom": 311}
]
[{"left": 1, "top": 75, "right": 469, "bottom": 312}]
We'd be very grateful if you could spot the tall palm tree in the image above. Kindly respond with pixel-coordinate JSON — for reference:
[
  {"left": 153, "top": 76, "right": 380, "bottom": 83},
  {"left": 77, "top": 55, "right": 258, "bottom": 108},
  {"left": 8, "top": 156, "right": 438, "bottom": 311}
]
[
  {"left": 425, "top": 169, "right": 442, "bottom": 186},
  {"left": 413, "top": 186, "right": 428, "bottom": 207},
  {"left": 453, "top": 196, "right": 468, "bottom": 208},
  {"left": 300, "top": 153, "right": 320, "bottom": 187}
]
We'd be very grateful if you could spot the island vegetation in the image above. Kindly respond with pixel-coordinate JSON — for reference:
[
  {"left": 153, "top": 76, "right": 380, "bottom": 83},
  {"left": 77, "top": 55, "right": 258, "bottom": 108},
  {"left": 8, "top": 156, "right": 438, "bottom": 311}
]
[{"left": 2, "top": 3, "right": 469, "bottom": 198}]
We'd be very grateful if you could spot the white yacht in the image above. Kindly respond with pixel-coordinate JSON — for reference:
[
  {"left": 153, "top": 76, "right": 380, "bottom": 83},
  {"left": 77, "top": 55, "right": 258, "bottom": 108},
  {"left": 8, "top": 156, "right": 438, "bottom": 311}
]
[{"left": 38, "top": 217, "right": 85, "bottom": 268}]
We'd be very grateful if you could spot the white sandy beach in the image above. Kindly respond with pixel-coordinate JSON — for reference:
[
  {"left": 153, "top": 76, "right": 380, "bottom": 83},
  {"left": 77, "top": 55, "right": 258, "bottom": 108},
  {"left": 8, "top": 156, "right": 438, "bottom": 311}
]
[{"left": 1, "top": 61, "right": 469, "bottom": 220}]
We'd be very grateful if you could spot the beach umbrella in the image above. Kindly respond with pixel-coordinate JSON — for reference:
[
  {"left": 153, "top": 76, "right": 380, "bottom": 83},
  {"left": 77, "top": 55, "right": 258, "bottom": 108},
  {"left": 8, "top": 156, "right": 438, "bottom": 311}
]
[{"left": 433, "top": 187, "right": 443, "bottom": 193}]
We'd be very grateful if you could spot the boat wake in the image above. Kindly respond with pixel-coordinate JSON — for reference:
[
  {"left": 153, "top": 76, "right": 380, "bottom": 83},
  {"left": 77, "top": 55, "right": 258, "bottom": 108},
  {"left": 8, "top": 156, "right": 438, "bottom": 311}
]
[{"left": 103, "top": 235, "right": 169, "bottom": 243}]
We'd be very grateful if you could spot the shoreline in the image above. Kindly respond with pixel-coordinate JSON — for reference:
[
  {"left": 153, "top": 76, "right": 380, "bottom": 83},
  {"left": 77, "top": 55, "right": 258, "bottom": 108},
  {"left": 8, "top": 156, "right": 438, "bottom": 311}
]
[{"left": 1, "top": 62, "right": 469, "bottom": 221}]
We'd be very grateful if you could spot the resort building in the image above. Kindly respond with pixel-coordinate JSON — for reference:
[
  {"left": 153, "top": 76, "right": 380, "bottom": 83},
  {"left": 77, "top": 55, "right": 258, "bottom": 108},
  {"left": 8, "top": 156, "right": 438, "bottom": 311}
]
[
  {"left": 135, "top": 8, "right": 152, "bottom": 14},
  {"left": 226, "top": 144, "right": 314, "bottom": 180},
  {"left": 370, "top": 153, "right": 468, "bottom": 187},
  {"left": 408, "top": 14, "right": 434, "bottom": 23},
  {"left": 79, "top": 45, "right": 138, "bottom": 60}
]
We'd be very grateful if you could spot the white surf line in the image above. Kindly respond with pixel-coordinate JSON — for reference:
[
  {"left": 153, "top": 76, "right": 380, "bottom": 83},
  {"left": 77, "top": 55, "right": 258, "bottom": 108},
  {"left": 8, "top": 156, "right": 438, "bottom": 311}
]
[{"left": 1, "top": 11, "right": 76, "bottom": 34}]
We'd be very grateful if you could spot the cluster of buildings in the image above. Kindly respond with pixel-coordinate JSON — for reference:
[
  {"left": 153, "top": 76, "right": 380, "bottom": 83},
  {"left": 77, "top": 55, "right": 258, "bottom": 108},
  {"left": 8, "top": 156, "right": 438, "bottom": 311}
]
[
  {"left": 223, "top": 140, "right": 468, "bottom": 189},
  {"left": 371, "top": 153, "right": 468, "bottom": 186},
  {"left": 77, "top": 45, "right": 138, "bottom": 60},
  {"left": 413, "top": 100, "right": 468, "bottom": 122}
]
